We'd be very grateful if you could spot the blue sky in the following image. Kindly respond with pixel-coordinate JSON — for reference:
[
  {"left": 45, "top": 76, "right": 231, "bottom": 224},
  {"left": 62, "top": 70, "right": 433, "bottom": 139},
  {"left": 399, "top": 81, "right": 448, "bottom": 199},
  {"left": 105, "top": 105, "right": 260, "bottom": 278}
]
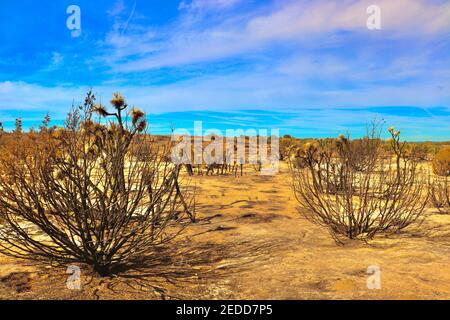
[{"left": 0, "top": 0, "right": 449, "bottom": 140}]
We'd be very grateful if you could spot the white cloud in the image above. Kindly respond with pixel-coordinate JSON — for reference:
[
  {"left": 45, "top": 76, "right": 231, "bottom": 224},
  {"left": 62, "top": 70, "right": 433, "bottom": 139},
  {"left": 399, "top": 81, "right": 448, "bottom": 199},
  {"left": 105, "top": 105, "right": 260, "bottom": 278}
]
[
  {"left": 1, "top": 80, "right": 448, "bottom": 140},
  {"left": 246, "top": 0, "right": 450, "bottom": 40},
  {"left": 50, "top": 52, "right": 64, "bottom": 67},
  {"left": 107, "top": 0, "right": 126, "bottom": 17},
  {"left": 2, "top": 63, "right": 449, "bottom": 115},
  {"left": 0, "top": 81, "right": 86, "bottom": 114},
  {"left": 178, "top": 0, "right": 241, "bottom": 11},
  {"left": 102, "top": 0, "right": 450, "bottom": 72}
]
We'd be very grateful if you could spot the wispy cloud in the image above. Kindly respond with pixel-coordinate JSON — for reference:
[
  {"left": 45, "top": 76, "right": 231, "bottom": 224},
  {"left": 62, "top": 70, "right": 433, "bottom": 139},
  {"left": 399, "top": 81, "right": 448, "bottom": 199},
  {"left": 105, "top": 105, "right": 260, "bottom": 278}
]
[
  {"left": 1, "top": 81, "right": 448, "bottom": 140},
  {"left": 49, "top": 52, "right": 64, "bottom": 68},
  {"left": 107, "top": 0, "right": 126, "bottom": 17},
  {"left": 178, "top": 0, "right": 242, "bottom": 11},
  {"left": 102, "top": 0, "right": 450, "bottom": 72}
]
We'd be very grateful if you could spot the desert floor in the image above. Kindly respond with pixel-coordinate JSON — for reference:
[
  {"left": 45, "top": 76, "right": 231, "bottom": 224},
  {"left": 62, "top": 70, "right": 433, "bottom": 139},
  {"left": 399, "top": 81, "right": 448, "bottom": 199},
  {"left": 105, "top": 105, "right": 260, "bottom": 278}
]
[{"left": 1, "top": 163, "right": 449, "bottom": 300}]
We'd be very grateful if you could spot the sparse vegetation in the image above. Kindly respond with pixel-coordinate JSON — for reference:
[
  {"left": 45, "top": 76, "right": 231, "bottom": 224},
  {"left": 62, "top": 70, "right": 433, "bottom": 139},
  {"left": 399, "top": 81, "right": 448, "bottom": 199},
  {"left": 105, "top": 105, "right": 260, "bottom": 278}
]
[
  {"left": 0, "top": 91, "right": 194, "bottom": 276},
  {"left": 430, "top": 147, "right": 450, "bottom": 214},
  {"left": 0, "top": 96, "right": 448, "bottom": 297},
  {"left": 430, "top": 177, "right": 450, "bottom": 214},
  {"left": 432, "top": 147, "right": 450, "bottom": 177},
  {"left": 289, "top": 125, "right": 429, "bottom": 242}
]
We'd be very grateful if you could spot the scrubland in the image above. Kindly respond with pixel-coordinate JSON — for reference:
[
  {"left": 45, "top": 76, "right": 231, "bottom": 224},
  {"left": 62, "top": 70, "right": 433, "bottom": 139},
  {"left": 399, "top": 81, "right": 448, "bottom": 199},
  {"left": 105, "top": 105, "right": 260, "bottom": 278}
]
[
  {"left": 0, "top": 93, "right": 449, "bottom": 300},
  {"left": 0, "top": 162, "right": 449, "bottom": 299}
]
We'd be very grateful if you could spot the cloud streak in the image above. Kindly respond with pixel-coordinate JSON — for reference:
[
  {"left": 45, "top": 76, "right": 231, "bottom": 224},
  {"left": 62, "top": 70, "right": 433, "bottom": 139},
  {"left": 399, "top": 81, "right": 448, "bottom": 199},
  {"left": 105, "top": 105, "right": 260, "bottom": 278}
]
[{"left": 102, "top": 0, "right": 450, "bottom": 72}]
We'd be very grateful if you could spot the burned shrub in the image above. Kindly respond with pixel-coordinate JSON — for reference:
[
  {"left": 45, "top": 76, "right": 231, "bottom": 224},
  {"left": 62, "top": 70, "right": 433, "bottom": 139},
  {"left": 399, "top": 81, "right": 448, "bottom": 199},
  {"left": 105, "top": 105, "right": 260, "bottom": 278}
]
[
  {"left": 290, "top": 126, "right": 428, "bottom": 242},
  {"left": 0, "top": 91, "right": 194, "bottom": 276},
  {"left": 430, "top": 177, "right": 450, "bottom": 214}
]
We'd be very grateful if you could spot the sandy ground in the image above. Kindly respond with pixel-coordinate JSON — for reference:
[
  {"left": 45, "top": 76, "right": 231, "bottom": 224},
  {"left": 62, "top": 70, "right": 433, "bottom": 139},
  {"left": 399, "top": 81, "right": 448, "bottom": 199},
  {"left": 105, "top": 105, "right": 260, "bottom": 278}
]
[{"left": 1, "top": 163, "right": 450, "bottom": 300}]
